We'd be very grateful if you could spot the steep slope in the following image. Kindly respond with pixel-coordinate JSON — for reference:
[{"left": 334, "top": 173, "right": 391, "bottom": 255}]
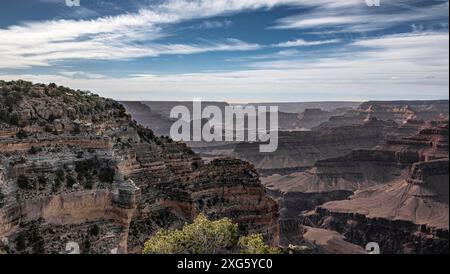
[
  {"left": 300, "top": 122, "right": 449, "bottom": 253},
  {"left": 236, "top": 118, "right": 397, "bottom": 171},
  {"left": 0, "top": 80, "right": 279, "bottom": 254}
]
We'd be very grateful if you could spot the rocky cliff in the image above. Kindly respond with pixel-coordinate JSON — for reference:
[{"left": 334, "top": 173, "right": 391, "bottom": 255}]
[
  {"left": 316, "top": 100, "right": 449, "bottom": 129},
  {"left": 0, "top": 80, "right": 279, "bottom": 254},
  {"left": 299, "top": 122, "right": 449, "bottom": 253},
  {"left": 263, "top": 118, "right": 448, "bottom": 253},
  {"left": 235, "top": 118, "right": 397, "bottom": 171}
]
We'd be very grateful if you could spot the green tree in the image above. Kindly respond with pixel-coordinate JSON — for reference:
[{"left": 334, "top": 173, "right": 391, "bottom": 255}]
[
  {"left": 238, "top": 234, "right": 280, "bottom": 254},
  {"left": 142, "top": 214, "right": 279, "bottom": 254}
]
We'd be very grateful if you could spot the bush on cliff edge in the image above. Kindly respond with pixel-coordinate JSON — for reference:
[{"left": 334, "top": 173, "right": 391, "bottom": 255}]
[{"left": 142, "top": 214, "right": 279, "bottom": 254}]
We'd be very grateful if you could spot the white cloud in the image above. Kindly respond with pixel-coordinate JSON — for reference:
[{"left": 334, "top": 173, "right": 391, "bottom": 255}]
[
  {"left": 276, "top": 38, "right": 340, "bottom": 47},
  {"left": 0, "top": 0, "right": 306, "bottom": 69},
  {"left": 189, "top": 19, "right": 233, "bottom": 29},
  {"left": 0, "top": 0, "right": 392, "bottom": 69},
  {"left": 273, "top": 1, "right": 449, "bottom": 32},
  {"left": 2, "top": 32, "right": 447, "bottom": 101}
]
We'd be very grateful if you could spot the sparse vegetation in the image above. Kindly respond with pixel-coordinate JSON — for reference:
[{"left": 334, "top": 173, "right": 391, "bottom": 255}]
[
  {"left": 238, "top": 234, "right": 280, "bottom": 254},
  {"left": 74, "top": 158, "right": 115, "bottom": 187},
  {"left": 55, "top": 168, "right": 65, "bottom": 181},
  {"left": 17, "top": 175, "right": 33, "bottom": 190},
  {"left": 66, "top": 174, "right": 77, "bottom": 188},
  {"left": 16, "top": 129, "right": 28, "bottom": 139},
  {"left": 98, "top": 167, "right": 115, "bottom": 183},
  {"left": 0, "top": 189, "right": 5, "bottom": 208},
  {"left": 28, "top": 146, "right": 42, "bottom": 154},
  {"left": 142, "top": 214, "right": 280, "bottom": 254},
  {"left": 71, "top": 125, "right": 81, "bottom": 135},
  {"left": 84, "top": 179, "right": 94, "bottom": 190},
  {"left": 13, "top": 220, "right": 46, "bottom": 254},
  {"left": 52, "top": 178, "right": 61, "bottom": 193},
  {"left": 37, "top": 175, "right": 47, "bottom": 187},
  {"left": 89, "top": 224, "right": 100, "bottom": 237},
  {"left": 14, "top": 233, "right": 26, "bottom": 251}
]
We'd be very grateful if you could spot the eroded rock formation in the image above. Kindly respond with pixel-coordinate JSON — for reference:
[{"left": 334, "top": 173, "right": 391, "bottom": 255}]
[
  {"left": 235, "top": 118, "right": 397, "bottom": 171},
  {"left": 0, "top": 80, "right": 279, "bottom": 254},
  {"left": 299, "top": 122, "right": 449, "bottom": 253}
]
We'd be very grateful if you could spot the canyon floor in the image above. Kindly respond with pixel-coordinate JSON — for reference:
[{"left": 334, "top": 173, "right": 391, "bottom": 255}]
[
  {"left": 0, "top": 80, "right": 448, "bottom": 254},
  {"left": 121, "top": 98, "right": 449, "bottom": 254}
]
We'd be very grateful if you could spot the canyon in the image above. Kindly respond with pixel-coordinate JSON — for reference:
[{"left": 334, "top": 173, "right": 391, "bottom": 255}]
[
  {"left": 2, "top": 79, "right": 447, "bottom": 254},
  {"left": 121, "top": 97, "right": 448, "bottom": 254},
  {"left": 0, "top": 81, "right": 279, "bottom": 254}
]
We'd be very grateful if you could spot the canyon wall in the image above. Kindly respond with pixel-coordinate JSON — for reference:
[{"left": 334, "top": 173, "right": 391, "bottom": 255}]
[{"left": 0, "top": 81, "right": 279, "bottom": 254}]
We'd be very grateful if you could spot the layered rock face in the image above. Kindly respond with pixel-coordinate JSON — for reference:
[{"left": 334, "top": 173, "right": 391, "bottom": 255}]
[
  {"left": 260, "top": 111, "right": 448, "bottom": 253},
  {"left": 245, "top": 102, "right": 360, "bottom": 114},
  {"left": 235, "top": 118, "right": 397, "bottom": 172},
  {"left": 316, "top": 100, "right": 449, "bottom": 129},
  {"left": 300, "top": 122, "right": 449, "bottom": 253},
  {"left": 0, "top": 81, "right": 279, "bottom": 254},
  {"left": 295, "top": 108, "right": 335, "bottom": 130}
]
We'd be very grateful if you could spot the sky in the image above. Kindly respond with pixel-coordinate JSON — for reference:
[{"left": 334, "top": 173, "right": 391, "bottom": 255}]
[{"left": 0, "top": 0, "right": 448, "bottom": 102}]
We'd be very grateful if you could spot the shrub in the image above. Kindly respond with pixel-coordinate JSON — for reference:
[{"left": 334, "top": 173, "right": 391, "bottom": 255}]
[
  {"left": 16, "top": 129, "right": 28, "bottom": 139},
  {"left": 0, "top": 190, "right": 5, "bottom": 208},
  {"left": 17, "top": 175, "right": 33, "bottom": 190},
  {"left": 98, "top": 167, "right": 115, "bottom": 183},
  {"left": 44, "top": 125, "right": 53, "bottom": 132},
  {"left": 52, "top": 178, "right": 61, "bottom": 193},
  {"left": 89, "top": 224, "right": 100, "bottom": 236},
  {"left": 0, "top": 109, "right": 10, "bottom": 123},
  {"left": 84, "top": 179, "right": 94, "bottom": 190},
  {"left": 55, "top": 168, "right": 65, "bottom": 181},
  {"left": 37, "top": 175, "right": 47, "bottom": 187},
  {"left": 143, "top": 214, "right": 237, "bottom": 254},
  {"left": 15, "top": 233, "right": 26, "bottom": 251},
  {"left": 66, "top": 174, "right": 76, "bottom": 188},
  {"left": 4, "top": 92, "right": 23, "bottom": 107},
  {"left": 238, "top": 234, "right": 280, "bottom": 254},
  {"left": 9, "top": 113, "right": 20, "bottom": 126},
  {"left": 71, "top": 125, "right": 81, "bottom": 135},
  {"left": 142, "top": 214, "right": 280, "bottom": 254},
  {"left": 29, "top": 146, "right": 41, "bottom": 154}
]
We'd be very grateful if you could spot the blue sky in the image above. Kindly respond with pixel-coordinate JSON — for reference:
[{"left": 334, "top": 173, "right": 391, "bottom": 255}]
[{"left": 0, "top": 0, "right": 448, "bottom": 102}]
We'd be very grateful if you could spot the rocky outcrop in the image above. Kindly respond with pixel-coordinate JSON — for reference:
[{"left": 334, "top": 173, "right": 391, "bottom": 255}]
[
  {"left": 245, "top": 102, "right": 360, "bottom": 114},
  {"left": 265, "top": 119, "right": 449, "bottom": 253},
  {"left": 300, "top": 147, "right": 449, "bottom": 253},
  {"left": 0, "top": 80, "right": 279, "bottom": 254},
  {"left": 317, "top": 100, "right": 449, "bottom": 129},
  {"left": 263, "top": 120, "right": 448, "bottom": 197},
  {"left": 235, "top": 118, "right": 397, "bottom": 171},
  {"left": 295, "top": 109, "right": 336, "bottom": 130},
  {"left": 302, "top": 207, "right": 448, "bottom": 254}
]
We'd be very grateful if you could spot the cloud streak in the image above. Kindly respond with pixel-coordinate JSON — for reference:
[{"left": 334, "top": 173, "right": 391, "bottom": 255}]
[
  {"left": 0, "top": 0, "right": 406, "bottom": 69},
  {"left": 2, "top": 32, "right": 447, "bottom": 101},
  {"left": 273, "top": 1, "right": 449, "bottom": 32}
]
